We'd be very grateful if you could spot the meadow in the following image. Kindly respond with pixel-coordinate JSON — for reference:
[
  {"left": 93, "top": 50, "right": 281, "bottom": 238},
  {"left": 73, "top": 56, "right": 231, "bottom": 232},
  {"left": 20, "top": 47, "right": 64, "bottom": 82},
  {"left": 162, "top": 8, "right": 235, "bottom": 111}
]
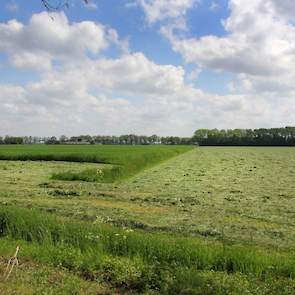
[
  {"left": 0, "top": 145, "right": 192, "bottom": 182},
  {"left": 0, "top": 146, "right": 295, "bottom": 294}
]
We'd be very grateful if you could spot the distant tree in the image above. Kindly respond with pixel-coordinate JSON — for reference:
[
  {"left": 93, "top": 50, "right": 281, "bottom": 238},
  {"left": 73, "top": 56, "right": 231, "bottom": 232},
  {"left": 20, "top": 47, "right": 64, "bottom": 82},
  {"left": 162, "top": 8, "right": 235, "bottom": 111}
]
[
  {"left": 192, "top": 127, "right": 295, "bottom": 146},
  {"left": 23, "top": 136, "right": 30, "bottom": 144},
  {"left": 45, "top": 136, "right": 59, "bottom": 144},
  {"left": 193, "top": 129, "right": 209, "bottom": 145},
  {"left": 59, "top": 135, "right": 68, "bottom": 143},
  {"left": 180, "top": 137, "right": 193, "bottom": 145},
  {"left": 3, "top": 136, "right": 23, "bottom": 144},
  {"left": 80, "top": 135, "right": 94, "bottom": 144},
  {"left": 149, "top": 134, "right": 158, "bottom": 144}
]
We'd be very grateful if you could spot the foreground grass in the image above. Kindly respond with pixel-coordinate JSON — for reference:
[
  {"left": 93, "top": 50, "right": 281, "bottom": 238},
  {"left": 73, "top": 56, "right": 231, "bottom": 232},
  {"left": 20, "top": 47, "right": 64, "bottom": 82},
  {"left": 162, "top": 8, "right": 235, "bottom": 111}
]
[
  {"left": 1, "top": 206, "right": 295, "bottom": 294},
  {"left": 0, "top": 257, "right": 112, "bottom": 295},
  {"left": 1, "top": 241, "right": 295, "bottom": 295},
  {"left": 0, "top": 145, "right": 192, "bottom": 182},
  {"left": 1, "top": 147, "right": 295, "bottom": 292}
]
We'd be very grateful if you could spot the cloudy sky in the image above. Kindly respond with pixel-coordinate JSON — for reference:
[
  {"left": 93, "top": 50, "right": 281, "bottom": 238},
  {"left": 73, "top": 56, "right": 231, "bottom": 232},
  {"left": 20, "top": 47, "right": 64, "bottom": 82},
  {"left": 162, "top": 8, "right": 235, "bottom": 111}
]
[{"left": 1, "top": 0, "right": 295, "bottom": 136}]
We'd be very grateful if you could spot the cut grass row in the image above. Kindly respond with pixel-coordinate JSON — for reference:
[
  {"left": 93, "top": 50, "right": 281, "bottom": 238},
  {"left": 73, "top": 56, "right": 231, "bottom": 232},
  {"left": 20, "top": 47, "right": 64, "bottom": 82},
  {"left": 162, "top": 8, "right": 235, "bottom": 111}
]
[
  {"left": 0, "top": 145, "right": 192, "bottom": 182},
  {"left": 1, "top": 206, "right": 295, "bottom": 293}
]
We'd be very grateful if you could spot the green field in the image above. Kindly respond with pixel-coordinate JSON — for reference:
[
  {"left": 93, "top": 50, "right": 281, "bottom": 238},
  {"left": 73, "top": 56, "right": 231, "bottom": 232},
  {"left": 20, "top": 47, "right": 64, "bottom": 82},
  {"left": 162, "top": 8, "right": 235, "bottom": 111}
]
[
  {"left": 1, "top": 146, "right": 295, "bottom": 294},
  {"left": 0, "top": 145, "right": 192, "bottom": 182}
]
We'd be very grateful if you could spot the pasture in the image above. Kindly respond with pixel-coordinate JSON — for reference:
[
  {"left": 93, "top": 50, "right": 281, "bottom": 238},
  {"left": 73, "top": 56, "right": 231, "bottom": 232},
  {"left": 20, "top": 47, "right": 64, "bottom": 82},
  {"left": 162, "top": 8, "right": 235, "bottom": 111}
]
[
  {"left": 0, "top": 145, "right": 192, "bottom": 182},
  {"left": 0, "top": 146, "right": 295, "bottom": 294}
]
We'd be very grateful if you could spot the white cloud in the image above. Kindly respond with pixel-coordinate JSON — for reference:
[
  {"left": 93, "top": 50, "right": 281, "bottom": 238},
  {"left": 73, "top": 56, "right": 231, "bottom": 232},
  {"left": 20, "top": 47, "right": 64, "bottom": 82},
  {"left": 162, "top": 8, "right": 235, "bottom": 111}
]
[
  {"left": 186, "top": 67, "right": 201, "bottom": 81},
  {"left": 268, "top": 0, "right": 295, "bottom": 21},
  {"left": 0, "top": 12, "right": 118, "bottom": 71},
  {"left": 107, "top": 28, "right": 130, "bottom": 54},
  {"left": 0, "top": 20, "right": 201, "bottom": 136},
  {"left": 209, "top": 1, "right": 220, "bottom": 12},
  {"left": 2, "top": 51, "right": 294, "bottom": 136},
  {"left": 10, "top": 52, "right": 52, "bottom": 71},
  {"left": 90, "top": 53, "right": 185, "bottom": 95},
  {"left": 137, "top": 0, "right": 198, "bottom": 30},
  {"left": 162, "top": 0, "right": 295, "bottom": 98},
  {"left": 1, "top": 10, "right": 294, "bottom": 136}
]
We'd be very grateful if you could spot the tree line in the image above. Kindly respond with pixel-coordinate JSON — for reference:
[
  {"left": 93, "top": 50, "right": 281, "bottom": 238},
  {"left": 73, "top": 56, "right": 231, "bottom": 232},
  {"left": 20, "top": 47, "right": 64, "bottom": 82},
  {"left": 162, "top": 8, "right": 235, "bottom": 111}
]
[
  {"left": 0, "top": 135, "right": 193, "bottom": 145},
  {"left": 193, "top": 127, "right": 295, "bottom": 146},
  {"left": 2, "top": 127, "right": 295, "bottom": 146}
]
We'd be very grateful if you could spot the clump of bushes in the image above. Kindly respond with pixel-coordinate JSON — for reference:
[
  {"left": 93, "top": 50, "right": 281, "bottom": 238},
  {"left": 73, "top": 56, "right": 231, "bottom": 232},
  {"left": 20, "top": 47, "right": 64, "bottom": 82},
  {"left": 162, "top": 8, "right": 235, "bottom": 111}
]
[{"left": 51, "top": 166, "right": 123, "bottom": 183}]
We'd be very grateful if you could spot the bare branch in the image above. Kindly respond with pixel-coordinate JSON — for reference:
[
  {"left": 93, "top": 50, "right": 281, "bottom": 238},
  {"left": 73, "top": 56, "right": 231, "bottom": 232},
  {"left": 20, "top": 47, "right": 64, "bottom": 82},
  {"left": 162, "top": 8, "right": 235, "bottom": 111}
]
[{"left": 41, "top": 0, "right": 89, "bottom": 11}]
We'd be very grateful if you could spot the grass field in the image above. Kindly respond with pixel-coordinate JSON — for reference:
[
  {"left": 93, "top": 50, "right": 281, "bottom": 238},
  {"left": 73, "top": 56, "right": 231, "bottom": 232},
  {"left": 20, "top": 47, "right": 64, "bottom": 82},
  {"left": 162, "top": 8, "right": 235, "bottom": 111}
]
[
  {"left": 0, "top": 145, "right": 192, "bottom": 182},
  {"left": 0, "top": 146, "right": 295, "bottom": 294}
]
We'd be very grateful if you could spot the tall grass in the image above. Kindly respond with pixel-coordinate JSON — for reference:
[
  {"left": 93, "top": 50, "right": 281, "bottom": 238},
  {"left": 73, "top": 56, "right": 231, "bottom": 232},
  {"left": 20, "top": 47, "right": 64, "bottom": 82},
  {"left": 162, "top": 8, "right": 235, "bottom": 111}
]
[
  {"left": 0, "top": 206, "right": 295, "bottom": 282},
  {"left": 51, "top": 166, "right": 123, "bottom": 183},
  {"left": 0, "top": 145, "right": 192, "bottom": 182}
]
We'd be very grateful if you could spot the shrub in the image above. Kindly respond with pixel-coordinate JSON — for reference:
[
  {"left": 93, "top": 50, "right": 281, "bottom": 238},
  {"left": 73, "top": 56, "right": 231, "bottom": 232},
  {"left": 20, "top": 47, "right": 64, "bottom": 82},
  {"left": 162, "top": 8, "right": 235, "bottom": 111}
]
[{"left": 100, "top": 256, "right": 147, "bottom": 290}]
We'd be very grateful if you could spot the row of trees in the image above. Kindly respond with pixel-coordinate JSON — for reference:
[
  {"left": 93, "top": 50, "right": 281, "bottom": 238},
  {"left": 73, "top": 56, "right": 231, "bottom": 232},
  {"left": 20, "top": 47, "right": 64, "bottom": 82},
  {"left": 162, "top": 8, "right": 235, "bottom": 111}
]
[
  {"left": 91, "top": 135, "right": 192, "bottom": 145},
  {"left": 58, "top": 134, "right": 193, "bottom": 145},
  {"left": 0, "top": 136, "right": 24, "bottom": 144},
  {"left": 0, "top": 135, "right": 194, "bottom": 145},
  {"left": 2, "top": 127, "right": 295, "bottom": 146},
  {"left": 193, "top": 127, "right": 295, "bottom": 146}
]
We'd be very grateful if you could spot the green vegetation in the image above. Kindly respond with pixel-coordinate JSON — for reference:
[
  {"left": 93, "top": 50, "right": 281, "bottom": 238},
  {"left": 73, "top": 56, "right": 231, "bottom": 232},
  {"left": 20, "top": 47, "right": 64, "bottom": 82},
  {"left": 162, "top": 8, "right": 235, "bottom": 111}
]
[
  {"left": 194, "top": 127, "right": 295, "bottom": 146},
  {"left": 1, "top": 146, "right": 295, "bottom": 293},
  {"left": 0, "top": 145, "right": 192, "bottom": 182},
  {"left": 0, "top": 256, "right": 112, "bottom": 295},
  {"left": 1, "top": 206, "right": 295, "bottom": 294}
]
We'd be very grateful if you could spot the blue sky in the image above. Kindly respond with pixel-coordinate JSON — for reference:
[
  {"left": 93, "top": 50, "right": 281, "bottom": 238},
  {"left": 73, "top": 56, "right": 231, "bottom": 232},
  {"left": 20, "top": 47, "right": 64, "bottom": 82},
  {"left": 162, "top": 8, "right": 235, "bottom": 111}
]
[
  {"left": 0, "top": 0, "right": 230, "bottom": 92},
  {"left": 0, "top": 0, "right": 294, "bottom": 136}
]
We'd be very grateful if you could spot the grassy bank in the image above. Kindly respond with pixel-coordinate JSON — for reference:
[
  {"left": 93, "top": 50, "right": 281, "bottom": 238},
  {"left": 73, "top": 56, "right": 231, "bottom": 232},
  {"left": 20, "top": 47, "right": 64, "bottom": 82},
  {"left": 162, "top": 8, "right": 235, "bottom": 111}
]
[
  {"left": 1, "top": 239, "right": 295, "bottom": 295},
  {"left": 1, "top": 206, "right": 295, "bottom": 293},
  {"left": 0, "top": 255, "right": 112, "bottom": 295}
]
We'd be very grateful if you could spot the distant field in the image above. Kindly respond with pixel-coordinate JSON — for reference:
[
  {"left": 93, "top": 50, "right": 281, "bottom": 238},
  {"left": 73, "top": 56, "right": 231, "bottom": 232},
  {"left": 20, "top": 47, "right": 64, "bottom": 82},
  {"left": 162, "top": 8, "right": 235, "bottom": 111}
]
[
  {"left": 1, "top": 146, "right": 295, "bottom": 293},
  {"left": 0, "top": 145, "right": 192, "bottom": 182}
]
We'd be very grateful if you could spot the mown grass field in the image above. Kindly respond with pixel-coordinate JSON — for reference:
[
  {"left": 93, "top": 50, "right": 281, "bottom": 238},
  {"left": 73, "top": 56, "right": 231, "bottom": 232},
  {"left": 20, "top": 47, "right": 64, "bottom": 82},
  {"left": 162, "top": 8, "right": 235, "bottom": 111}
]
[{"left": 0, "top": 146, "right": 295, "bottom": 294}]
